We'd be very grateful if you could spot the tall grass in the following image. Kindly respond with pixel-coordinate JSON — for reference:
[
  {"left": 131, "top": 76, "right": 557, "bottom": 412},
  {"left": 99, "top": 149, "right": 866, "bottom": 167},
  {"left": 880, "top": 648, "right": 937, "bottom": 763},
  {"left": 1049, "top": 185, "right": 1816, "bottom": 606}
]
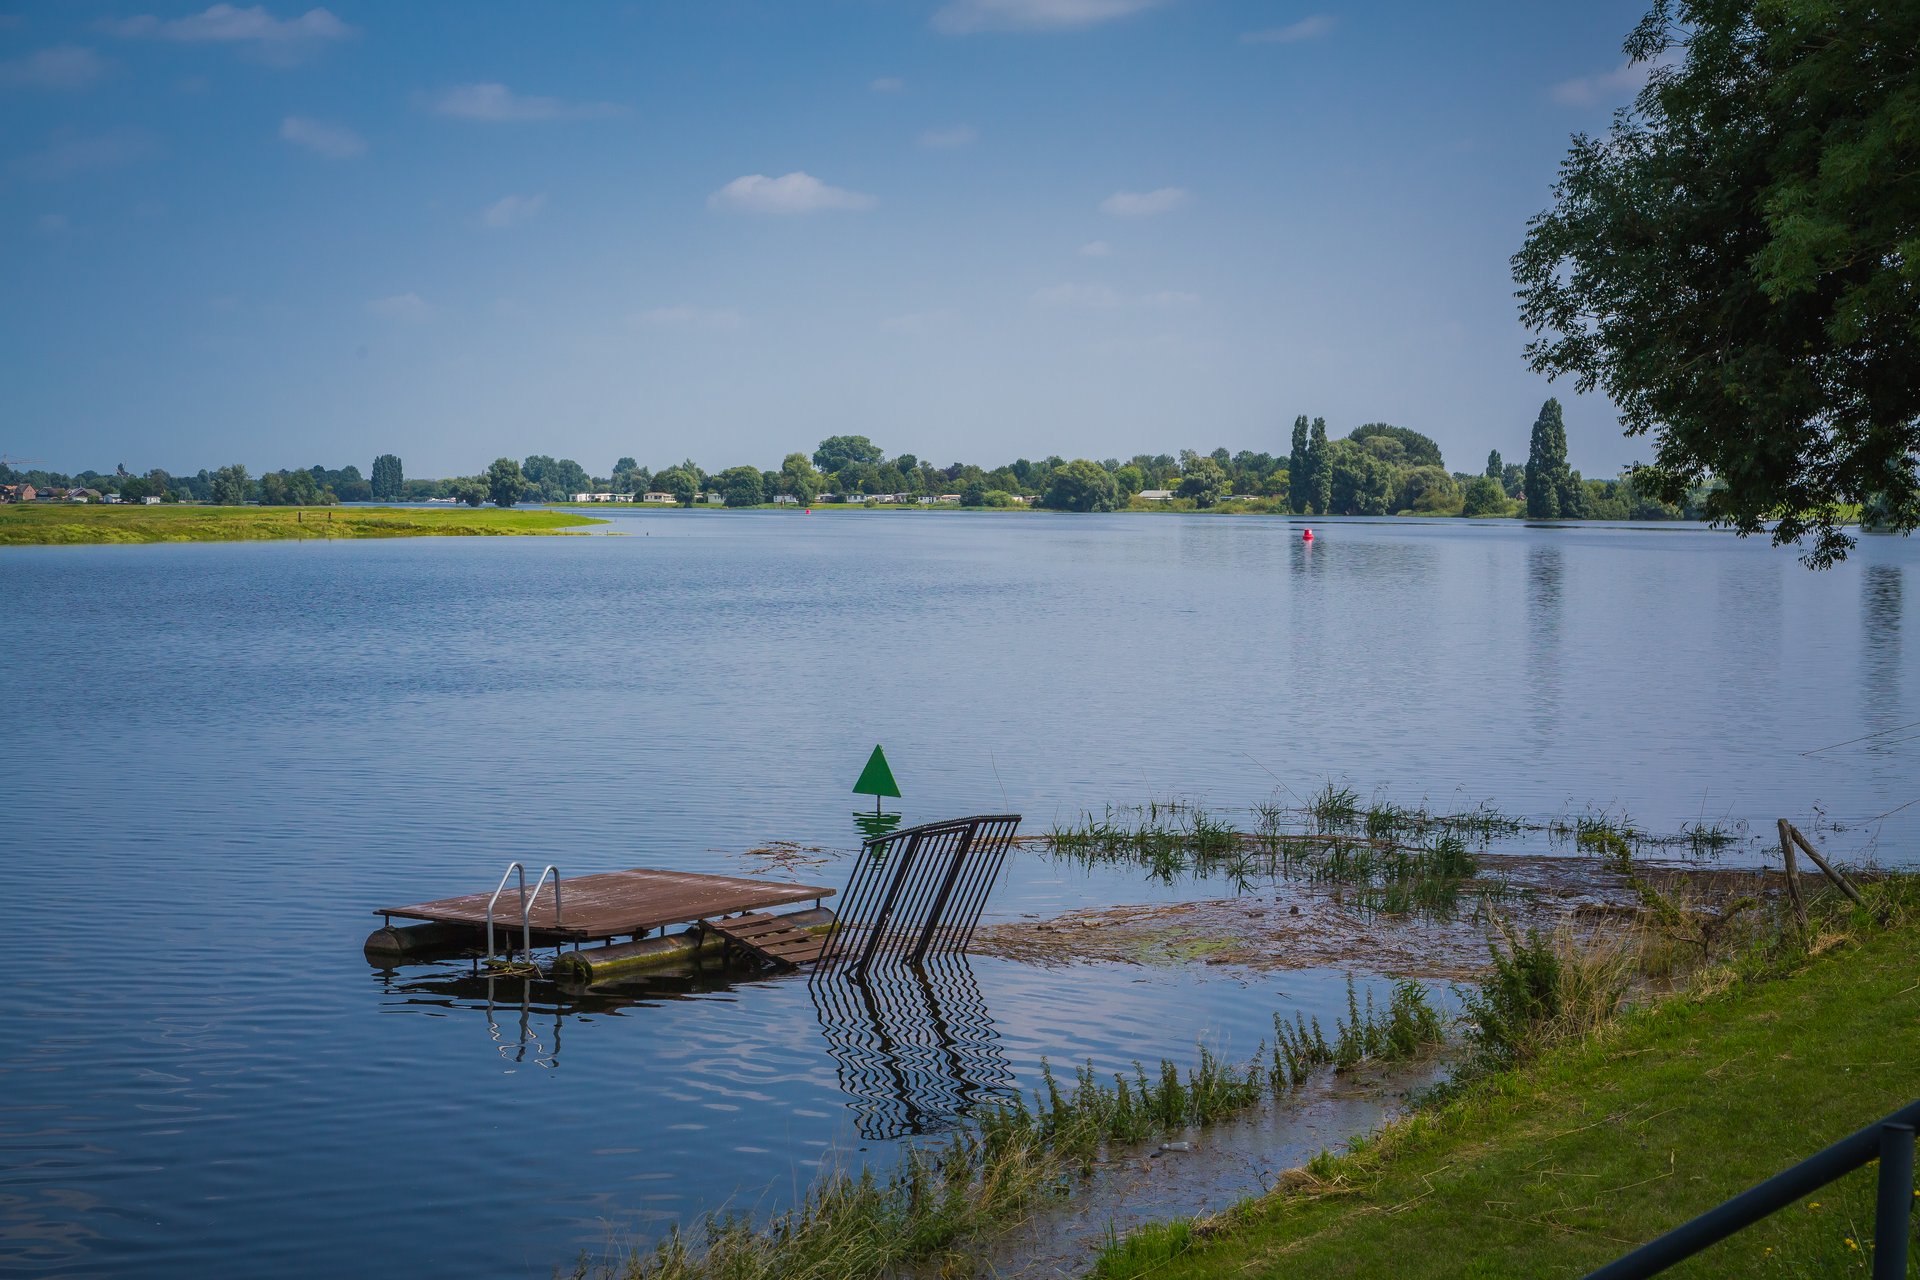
[{"left": 597, "top": 976, "right": 1448, "bottom": 1280}]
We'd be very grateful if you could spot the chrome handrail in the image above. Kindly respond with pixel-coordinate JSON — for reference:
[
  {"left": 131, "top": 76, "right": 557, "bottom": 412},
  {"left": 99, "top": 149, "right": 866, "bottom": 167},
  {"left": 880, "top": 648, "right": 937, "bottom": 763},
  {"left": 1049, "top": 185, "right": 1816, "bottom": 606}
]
[
  {"left": 485, "top": 862, "right": 526, "bottom": 964},
  {"left": 522, "top": 865, "right": 563, "bottom": 961}
]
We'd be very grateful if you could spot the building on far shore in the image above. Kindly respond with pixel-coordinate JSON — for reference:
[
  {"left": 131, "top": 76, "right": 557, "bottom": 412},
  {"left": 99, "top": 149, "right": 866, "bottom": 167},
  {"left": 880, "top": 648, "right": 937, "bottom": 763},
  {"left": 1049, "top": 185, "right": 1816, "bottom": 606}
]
[
  {"left": 0, "top": 483, "right": 36, "bottom": 503},
  {"left": 641, "top": 492, "right": 677, "bottom": 504},
  {"left": 1137, "top": 489, "right": 1174, "bottom": 502},
  {"left": 569, "top": 492, "right": 635, "bottom": 503}
]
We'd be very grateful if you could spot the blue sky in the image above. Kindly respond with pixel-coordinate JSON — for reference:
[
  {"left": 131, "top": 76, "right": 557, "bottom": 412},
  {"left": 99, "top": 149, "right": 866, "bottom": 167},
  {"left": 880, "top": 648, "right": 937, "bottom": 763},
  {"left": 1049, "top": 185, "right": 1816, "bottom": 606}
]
[{"left": 2, "top": 1, "right": 1659, "bottom": 479}]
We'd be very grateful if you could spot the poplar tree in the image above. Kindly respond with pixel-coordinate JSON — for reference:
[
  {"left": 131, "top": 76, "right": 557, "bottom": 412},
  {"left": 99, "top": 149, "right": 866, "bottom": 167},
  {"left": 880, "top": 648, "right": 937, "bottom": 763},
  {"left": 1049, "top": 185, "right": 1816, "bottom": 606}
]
[
  {"left": 1288, "top": 415, "right": 1309, "bottom": 513},
  {"left": 1485, "top": 449, "right": 1502, "bottom": 480},
  {"left": 371, "top": 453, "right": 403, "bottom": 500},
  {"left": 1524, "top": 399, "right": 1571, "bottom": 519},
  {"left": 1307, "top": 417, "right": 1332, "bottom": 515}
]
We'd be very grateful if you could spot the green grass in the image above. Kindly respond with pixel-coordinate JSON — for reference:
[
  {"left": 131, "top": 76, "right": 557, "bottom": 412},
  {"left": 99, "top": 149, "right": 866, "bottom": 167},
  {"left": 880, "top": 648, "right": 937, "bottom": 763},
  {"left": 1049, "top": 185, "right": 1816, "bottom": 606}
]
[
  {"left": 1093, "top": 883, "right": 1920, "bottom": 1279},
  {"left": 0, "top": 503, "right": 604, "bottom": 545}
]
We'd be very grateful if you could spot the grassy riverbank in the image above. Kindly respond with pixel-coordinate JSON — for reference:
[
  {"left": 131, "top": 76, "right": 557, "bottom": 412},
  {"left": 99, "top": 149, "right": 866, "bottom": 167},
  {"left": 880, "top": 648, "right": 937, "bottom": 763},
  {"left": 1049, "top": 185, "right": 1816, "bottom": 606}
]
[
  {"left": 1095, "top": 880, "right": 1920, "bottom": 1279},
  {"left": 0, "top": 504, "right": 604, "bottom": 545}
]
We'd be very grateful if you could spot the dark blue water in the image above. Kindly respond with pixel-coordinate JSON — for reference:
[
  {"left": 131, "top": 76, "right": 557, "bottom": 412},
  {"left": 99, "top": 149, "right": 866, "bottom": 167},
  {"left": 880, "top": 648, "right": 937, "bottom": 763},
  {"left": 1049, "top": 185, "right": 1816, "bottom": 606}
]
[{"left": 2, "top": 513, "right": 1914, "bottom": 1277}]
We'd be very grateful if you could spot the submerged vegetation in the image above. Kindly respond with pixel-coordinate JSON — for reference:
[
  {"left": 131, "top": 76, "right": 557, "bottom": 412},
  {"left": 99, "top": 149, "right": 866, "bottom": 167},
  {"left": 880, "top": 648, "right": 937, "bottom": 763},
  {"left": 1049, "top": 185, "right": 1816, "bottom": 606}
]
[{"left": 593, "top": 976, "right": 1447, "bottom": 1280}]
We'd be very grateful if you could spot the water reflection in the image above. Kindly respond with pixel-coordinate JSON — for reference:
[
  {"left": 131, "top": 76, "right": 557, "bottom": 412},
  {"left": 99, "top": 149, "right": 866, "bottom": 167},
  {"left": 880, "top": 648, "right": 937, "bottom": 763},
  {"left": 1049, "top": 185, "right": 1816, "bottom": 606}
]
[
  {"left": 808, "top": 957, "right": 1013, "bottom": 1140},
  {"left": 853, "top": 810, "right": 904, "bottom": 839},
  {"left": 1525, "top": 544, "right": 1564, "bottom": 738},
  {"left": 1863, "top": 565, "right": 1903, "bottom": 720}
]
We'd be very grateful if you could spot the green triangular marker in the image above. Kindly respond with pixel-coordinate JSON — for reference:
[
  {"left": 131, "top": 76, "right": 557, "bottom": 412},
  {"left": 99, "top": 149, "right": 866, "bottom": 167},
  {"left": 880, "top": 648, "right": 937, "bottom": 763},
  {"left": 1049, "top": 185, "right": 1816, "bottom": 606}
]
[{"left": 853, "top": 745, "right": 902, "bottom": 809}]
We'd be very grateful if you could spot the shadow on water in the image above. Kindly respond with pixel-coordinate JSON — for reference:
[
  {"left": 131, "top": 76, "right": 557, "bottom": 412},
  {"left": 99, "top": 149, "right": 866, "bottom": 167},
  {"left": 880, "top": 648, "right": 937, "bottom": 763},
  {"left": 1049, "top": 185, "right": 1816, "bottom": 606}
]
[{"left": 807, "top": 956, "right": 1014, "bottom": 1141}]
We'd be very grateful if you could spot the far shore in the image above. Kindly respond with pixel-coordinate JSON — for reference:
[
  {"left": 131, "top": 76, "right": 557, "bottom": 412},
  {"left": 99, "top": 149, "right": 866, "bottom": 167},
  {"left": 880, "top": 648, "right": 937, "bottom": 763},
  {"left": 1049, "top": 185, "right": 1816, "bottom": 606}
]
[{"left": 0, "top": 503, "right": 605, "bottom": 547}]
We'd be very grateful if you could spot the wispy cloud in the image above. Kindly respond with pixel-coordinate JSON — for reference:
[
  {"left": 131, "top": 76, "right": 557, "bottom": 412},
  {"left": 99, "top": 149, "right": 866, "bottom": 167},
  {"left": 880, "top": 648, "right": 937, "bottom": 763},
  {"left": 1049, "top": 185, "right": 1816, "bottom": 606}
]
[
  {"left": 1551, "top": 60, "right": 1653, "bottom": 107},
  {"left": 1099, "top": 187, "right": 1188, "bottom": 217},
  {"left": 426, "top": 82, "right": 626, "bottom": 122},
  {"left": 917, "top": 124, "right": 978, "bottom": 149},
  {"left": 367, "top": 292, "right": 431, "bottom": 322},
  {"left": 1240, "top": 14, "right": 1334, "bottom": 45},
  {"left": 17, "top": 128, "right": 159, "bottom": 181},
  {"left": 870, "top": 76, "right": 904, "bottom": 92},
  {"left": 279, "top": 115, "right": 364, "bottom": 158},
  {"left": 1079, "top": 240, "right": 1112, "bottom": 257},
  {"left": 632, "top": 306, "right": 743, "bottom": 331},
  {"left": 481, "top": 193, "right": 547, "bottom": 228},
  {"left": 1032, "top": 281, "right": 1197, "bottom": 309},
  {"left": 99, "top": 5, "right": 355, "bottom": 64},
  {"left": 0, "top": 45, "right": 110, "bottom": 90},
  {"left": 708, "top": 171, "right": 875, "bottom": 214},
  {"left": 932, "top": 0, "right": 1164, "bottom": 34}
]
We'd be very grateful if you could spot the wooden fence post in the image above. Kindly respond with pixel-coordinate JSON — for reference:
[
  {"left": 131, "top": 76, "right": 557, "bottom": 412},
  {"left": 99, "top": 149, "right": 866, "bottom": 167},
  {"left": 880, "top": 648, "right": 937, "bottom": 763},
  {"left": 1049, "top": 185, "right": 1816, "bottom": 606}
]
[
  {"left": 1786, "top": 824, "right": 1867, "bottom": 909},
  {"left": 1777, "top": 819, "right": 1808, "bottom": 934}
]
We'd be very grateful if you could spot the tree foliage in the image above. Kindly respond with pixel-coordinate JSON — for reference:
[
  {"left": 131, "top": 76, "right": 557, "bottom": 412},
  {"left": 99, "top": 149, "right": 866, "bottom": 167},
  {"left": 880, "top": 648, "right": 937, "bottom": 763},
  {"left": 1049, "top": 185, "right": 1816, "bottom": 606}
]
[
  {"left": 1306, "top": 418, "right": 1332, "bottom": 515},
  {"left": 209, "top": 463, "right": 250, "bottom": 506},
  {"left": 1043, "top": 459, "right": 1118, "bottom": 512},
  {"left": 371, "top": 454, "right": 404, "bottom": 501},
  {"left": 1513, "top": 0, "right": 1920, "bottom": 565},
  {"left": 812, "top": 435, "right": 883, "bottom": 475},
  {"left": 1524, "top": 399, "right": 1586, "bottom": 519},
  {"left": 717, "top": 465, "right": 764, "bottom": 508},
  {"left": 1176, "top": 455, "right": 1228, "bottom": 507},
  {"left": 485, "top": 457, "right": 526, "bottom": 508},
  {"left": 1349, "top": 423, "right": 1444, "bottom": 469}
]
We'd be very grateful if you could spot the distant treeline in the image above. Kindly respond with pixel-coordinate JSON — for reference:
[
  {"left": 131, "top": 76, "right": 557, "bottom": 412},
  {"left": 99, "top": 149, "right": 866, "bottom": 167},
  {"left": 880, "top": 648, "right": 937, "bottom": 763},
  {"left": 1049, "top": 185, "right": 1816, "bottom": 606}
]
[{"left": 1, "top": 400, "right": 1714, "bottom": 519}]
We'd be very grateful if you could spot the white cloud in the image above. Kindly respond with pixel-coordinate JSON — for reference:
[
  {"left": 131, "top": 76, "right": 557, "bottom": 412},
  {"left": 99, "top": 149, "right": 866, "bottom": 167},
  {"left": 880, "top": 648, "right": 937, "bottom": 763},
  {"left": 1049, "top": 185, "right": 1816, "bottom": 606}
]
[
  {"left": 1551, "top": 60, "right": 1651, "bottom": 107},
  {"left": 1099, "top": 187, "right": 1188, "bottom": 217},
  {"left": 870, "top": 76, "right": 904, "bottom": 92},
  {"left": 481, "top": 193, "right": 546, "bottom": 228},
  {"left": 1032, "top": 281, "right": 1197, "bottom": 309},
  {"left": 0, "top": 46, "right": 109, "bottom": 90},
  {"left": 100, "top": 5, "right": 354, "bottom": 62},
  {"left": 708, "top": 171, "right": 875, "bottom": 214},
  {"left": 427, "top": 82, "right": 626, "bottom": 121},
  {"left": 932, "top": 0, "right": 1164, "bottom": 34},
  {"left": 1240, "top": 14, "right": 1334, "bottom": 45},
  {"left": 917, "top": 124, "right": 978, "bottom": 149},
  {"left": 367, "top": 292, "right": 431, "bottom": 322},
  {"left": 17, "top": 129, "right": 159, "bottom": 181},
  {"left": 37, "top": 213, "right": 70, "bottom": 234},
  {"left": 1079, "top": 240, "right": 1111, "bottom": 257},
  {"left": 279, "top": 115, "right": 364, "bottom": 158},
  {"left": 632, "top": 306, "right": 743, "bottom": 331}
]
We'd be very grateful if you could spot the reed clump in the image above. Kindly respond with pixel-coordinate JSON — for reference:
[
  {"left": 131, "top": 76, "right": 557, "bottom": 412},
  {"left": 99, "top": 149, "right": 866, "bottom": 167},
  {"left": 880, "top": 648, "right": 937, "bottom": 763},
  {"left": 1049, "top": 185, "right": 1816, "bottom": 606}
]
[{"left": 598, "top": 975, "right": 1448, "bottom": 1280}]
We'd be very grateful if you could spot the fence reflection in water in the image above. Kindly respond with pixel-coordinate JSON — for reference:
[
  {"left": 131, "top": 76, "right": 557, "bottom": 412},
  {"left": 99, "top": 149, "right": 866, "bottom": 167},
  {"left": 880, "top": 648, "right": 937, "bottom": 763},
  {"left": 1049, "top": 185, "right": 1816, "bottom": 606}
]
[{"left": 808, "top": 955, "right": 1015, "bottom": 1140}]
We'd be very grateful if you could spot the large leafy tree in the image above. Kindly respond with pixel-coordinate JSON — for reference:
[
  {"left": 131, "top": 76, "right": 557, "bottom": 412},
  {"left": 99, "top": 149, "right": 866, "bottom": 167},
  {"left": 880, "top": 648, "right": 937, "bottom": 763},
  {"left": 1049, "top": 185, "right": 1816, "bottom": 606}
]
[
  {"left": 717, "top": 465, "right": 764, "bottom": 507},
  {"left": 208, "top": 463, "right": 250, "bottom": 505},
  {"left": 485, "top": 457, "right": 526, "bottom": 508},
  {"left": 1043, "top": 459, "right": 1118, "bottom": 512},
  {"left": 1349, "top": 423, "right": 1444, "bottom": 469},
  {"left": 779, "top": 452, "right": 820, "bottom": 502},
  {"left": 1513, "top": 0, "right": 1920, "bottom": 565},
  {"left": 812, "top": 435, "right": 883, "bottom": 474},
  {"left": 1176, "top": 455, "right": 1228, "bottom": 507}
]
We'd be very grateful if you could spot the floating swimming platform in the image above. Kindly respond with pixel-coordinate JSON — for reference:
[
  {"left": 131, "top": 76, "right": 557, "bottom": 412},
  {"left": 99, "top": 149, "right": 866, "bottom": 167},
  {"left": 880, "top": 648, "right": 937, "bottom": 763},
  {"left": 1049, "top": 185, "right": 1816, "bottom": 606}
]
[{"left": 363, "top": 813, "right": 1021, "bottom": 988}]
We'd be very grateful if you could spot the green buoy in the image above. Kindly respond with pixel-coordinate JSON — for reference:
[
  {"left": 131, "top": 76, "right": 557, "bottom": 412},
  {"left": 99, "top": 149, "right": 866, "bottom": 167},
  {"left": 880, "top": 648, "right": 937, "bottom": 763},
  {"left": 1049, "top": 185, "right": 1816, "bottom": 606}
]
[{"left": 852, "top": 744, "right": 901, "bottom": 814}]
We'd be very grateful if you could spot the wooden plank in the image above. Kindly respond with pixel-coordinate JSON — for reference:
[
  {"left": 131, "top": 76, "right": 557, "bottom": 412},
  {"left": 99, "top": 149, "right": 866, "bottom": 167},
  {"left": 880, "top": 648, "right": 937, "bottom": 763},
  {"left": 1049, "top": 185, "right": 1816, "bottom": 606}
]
[
  {"left": 709, "top": 912, "right": 827, "bottom": 969},
  {"left": 377, "top": 868, "right": 834, "bottom": 942}
]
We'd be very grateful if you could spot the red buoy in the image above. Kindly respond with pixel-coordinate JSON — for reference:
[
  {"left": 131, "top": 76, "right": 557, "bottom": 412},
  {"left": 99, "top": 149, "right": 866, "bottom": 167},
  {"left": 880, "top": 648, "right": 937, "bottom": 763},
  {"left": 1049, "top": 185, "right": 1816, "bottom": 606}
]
[{"left": 1302, "top": 528, "right": 1314, "bottom": 542}]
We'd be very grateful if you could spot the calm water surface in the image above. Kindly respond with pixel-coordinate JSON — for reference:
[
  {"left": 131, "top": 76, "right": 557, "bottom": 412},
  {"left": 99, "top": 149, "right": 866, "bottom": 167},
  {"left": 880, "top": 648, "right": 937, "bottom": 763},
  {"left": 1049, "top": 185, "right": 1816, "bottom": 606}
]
[{"left": 2, "top": 513, "right": 1914, "bottom": 1277}]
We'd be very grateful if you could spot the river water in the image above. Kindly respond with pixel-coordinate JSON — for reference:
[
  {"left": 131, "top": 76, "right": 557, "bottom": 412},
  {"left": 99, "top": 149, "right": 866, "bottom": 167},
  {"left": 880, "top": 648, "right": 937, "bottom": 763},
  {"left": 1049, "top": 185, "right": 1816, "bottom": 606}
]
[{"left": 1, "top": 512, "right": 1913, "bottom": 1277}]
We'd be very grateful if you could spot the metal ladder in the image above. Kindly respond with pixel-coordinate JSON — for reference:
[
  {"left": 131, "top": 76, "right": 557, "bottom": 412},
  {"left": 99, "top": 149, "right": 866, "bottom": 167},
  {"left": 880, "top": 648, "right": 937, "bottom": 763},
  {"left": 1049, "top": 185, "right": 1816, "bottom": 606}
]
[{"left": 484, "top": 862, "right": 563, "bottom": 969}]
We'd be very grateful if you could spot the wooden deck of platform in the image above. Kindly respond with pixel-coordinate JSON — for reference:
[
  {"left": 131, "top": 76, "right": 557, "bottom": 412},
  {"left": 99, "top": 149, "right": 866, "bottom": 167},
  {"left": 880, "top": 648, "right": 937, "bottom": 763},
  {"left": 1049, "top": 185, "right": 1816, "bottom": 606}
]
[
  {"left": 707, "top": 911, "right": 830, "bottom": 968},
  {"left": 377, "top": 868, "right": 835, "bottom": 943}
]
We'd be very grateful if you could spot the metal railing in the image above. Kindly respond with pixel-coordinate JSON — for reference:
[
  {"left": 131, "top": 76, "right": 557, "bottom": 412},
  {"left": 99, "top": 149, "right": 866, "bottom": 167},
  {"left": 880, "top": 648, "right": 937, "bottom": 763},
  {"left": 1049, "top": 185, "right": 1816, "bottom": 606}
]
[
  {"left": 484, "top": 862, "right": 563, "bottom": 966},
  {"left": 1585, "top": 1099, "right": 1917, "bottom": 1279},
  {"left": 816, "top": 814, "right": 1021, "bottom": 976}
]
